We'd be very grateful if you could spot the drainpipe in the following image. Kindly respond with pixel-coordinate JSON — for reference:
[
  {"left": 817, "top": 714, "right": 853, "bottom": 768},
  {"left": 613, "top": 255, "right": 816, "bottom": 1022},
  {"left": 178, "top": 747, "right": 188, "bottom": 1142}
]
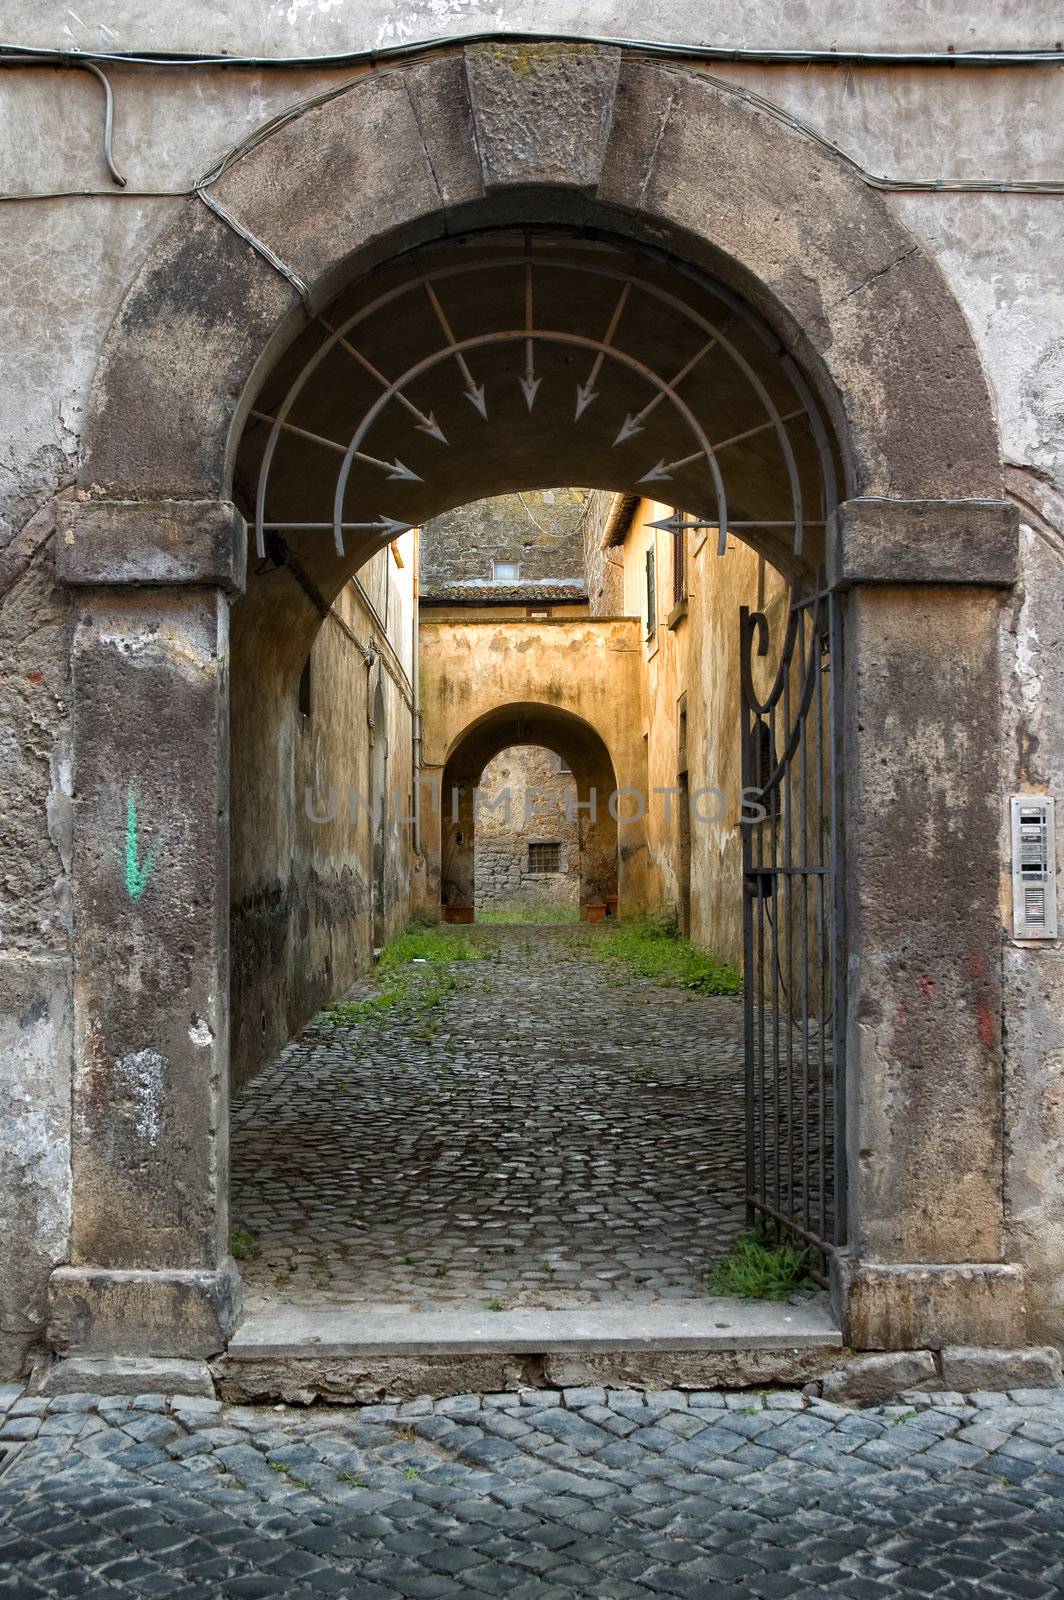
[
  {"left": 412, "top": 527, "right": 423, "bottom": 857},
  {"left": 364, "top": 638, "right": 378, "bottom": 718}
]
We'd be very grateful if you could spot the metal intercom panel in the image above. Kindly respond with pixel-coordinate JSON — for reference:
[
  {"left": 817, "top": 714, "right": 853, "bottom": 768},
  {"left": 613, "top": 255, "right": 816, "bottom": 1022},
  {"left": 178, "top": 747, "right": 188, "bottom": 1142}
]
[{"left": 1010, "top": 795, "right": 1058, "bottom": 940}]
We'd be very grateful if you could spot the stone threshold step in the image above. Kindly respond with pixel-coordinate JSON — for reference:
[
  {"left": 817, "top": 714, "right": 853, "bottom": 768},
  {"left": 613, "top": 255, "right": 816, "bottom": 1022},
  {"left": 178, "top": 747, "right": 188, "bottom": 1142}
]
[{"left": 227, "top": 1298, "right": 842, "bottom": 1360}]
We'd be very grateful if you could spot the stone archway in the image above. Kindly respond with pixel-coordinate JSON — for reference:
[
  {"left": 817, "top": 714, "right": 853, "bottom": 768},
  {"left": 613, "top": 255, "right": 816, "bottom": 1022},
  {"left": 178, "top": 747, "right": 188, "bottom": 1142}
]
[
  {"left": 51, "top": 41, "right": 1022, "bottom": 1364},
  {"left": 438, "top": 704, "right": 622, "bottom": 921}
]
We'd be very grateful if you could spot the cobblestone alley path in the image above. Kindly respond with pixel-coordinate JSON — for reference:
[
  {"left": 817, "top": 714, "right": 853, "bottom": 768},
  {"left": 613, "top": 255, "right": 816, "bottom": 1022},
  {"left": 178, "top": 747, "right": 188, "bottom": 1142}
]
[
  {"left": 4, "top": 1382, "right": 1064, "bottom": 1598},
  {"left": 230, "top": 926, "right": 748, "bottom": 1315}
]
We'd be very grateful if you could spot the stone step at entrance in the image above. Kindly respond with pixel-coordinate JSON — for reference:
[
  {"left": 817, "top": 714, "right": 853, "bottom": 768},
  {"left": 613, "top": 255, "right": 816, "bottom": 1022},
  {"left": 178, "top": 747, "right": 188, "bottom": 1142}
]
[{"left": 213, "top": 1297, "right": 844, "bottom": 1404}]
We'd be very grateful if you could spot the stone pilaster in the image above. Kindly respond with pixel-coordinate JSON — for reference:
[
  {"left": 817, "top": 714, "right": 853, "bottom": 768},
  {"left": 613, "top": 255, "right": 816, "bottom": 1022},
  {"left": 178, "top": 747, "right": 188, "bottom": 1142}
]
[
  {"left": 49, "top": 501, "right": 244, "bottom": 1357},
  {"left": 830, "top": 497, "right": 1024, "bottom": 1347}
]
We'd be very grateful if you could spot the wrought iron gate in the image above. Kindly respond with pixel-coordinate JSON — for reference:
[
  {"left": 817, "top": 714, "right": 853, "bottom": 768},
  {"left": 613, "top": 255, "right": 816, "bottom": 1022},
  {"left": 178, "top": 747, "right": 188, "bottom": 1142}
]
[{"left": 740, "top": 582, "right": 845, "bottom": 1271}]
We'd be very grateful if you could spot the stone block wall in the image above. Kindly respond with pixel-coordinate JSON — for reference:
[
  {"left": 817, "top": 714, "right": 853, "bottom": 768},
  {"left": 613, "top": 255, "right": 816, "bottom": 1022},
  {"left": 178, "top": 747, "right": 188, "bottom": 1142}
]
[
  {"left": 582, "top": 493, "right": 626, "bottom": 616},
  {"left": 474, "top": 746, "right": 580, "bottom": 913},
  {"left": 421, "top": 490, "right": 588, "bottom": 592}
]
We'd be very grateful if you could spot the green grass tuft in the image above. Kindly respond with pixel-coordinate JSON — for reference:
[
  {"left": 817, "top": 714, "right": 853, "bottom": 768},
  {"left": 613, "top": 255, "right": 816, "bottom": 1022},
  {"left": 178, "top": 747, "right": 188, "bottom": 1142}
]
[
  {"left": 378, "top": 926, "right": 478, "bottom": 968},
  {"left": 581, "top": 916, "right": 741, "bottom": 995},
  {"left": 323, "top": 923, "right": 478, "bottom": 1028},
  {"left": 477, "top": 902, "right": 580, "bottom": 925},
  {"left": 705, "top": 1227, "right": 818, "bottom": 1300}
]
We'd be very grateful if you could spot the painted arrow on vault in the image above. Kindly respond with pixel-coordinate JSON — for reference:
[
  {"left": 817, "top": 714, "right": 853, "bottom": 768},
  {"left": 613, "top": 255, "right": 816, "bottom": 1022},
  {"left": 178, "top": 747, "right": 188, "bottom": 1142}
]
[
  {"left": 261, "top": 518, "right": 415, "bottom": 537},
  {"left": 519, "top": 263, "right": 542, "bottom": 411},
  {"left": 614, "top": 339, "right": 718, "bottom": 445},
  {"left": 424, "top": 281, "right": 488, "bottom": 419},
  {"left": 647, "top": 514, "right": 717, "bottom": 532},
  {"left": 638, "top": 450, "right": 705, "bottom": 484},
  {"left": 574, "top": 282, "right": 631, "bottom": 420},
  {"left": 352, "top": 450, "right": 422, "bottom": 482},
  {"left": 323, "top": 321, "right": 448, "bottom": 443}
]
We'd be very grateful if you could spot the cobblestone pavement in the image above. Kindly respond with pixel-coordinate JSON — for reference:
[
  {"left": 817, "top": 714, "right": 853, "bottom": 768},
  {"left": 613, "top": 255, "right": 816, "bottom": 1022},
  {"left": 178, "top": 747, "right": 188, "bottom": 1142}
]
[
  {"left": 231, "top": 927, "right": 747, "bottom": 1314},
  {"left": 4, "top": 1382, "right": 1064, "bottom": 1597}
]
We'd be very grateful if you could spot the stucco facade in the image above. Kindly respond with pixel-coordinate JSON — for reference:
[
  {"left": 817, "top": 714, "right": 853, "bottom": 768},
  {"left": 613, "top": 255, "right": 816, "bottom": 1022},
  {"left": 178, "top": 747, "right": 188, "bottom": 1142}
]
[
  {"left": 586, "top": 495, "right": 791, "bottom": 972},
  {"left": 418, "top": 614, "right": 647, "bottom": 920},
  {"left": 0, "top": 9, "right": 1060, "bottom": 1377}
]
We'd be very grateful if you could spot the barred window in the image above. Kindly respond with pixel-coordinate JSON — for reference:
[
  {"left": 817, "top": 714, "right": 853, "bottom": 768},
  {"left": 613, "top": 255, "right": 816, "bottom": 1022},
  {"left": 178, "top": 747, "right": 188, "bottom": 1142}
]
[
  {"left": 672, "top": 512, "right": 687, "bottom": 604},
  {"left": 528, "top": 841, "right": 561, "bottom": 873}
]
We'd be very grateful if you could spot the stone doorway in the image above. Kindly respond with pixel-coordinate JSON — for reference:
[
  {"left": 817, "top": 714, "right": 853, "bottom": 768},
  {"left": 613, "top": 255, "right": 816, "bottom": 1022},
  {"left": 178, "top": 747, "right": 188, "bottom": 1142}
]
[
  {"left": 51, "top": 42, "right": 1023, "bottom": 1369},
  {"left": 473, "top": 748, "right": 581, "bottom": 923}
]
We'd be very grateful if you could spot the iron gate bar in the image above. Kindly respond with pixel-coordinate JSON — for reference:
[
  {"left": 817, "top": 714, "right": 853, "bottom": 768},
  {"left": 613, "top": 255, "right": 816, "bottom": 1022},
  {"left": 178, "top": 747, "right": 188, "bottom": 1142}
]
[
  {"left": 741, "top": 579, "right": 844, "bottom": 1261},
  {"left": 829, "top": 591, "right": 848, "bottom": 1242},
  {"left": 815, "top": 598, "right": 829, "bottom": 1244}
]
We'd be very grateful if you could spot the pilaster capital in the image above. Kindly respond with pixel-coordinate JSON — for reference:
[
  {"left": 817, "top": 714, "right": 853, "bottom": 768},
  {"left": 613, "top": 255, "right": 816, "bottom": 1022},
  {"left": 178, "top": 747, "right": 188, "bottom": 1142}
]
[
  {"left": 827, "top": 497, "right": 1017, "bottom": 590},
  {"left": 56, "top": 498, "right": 246, "bottom": 595}
]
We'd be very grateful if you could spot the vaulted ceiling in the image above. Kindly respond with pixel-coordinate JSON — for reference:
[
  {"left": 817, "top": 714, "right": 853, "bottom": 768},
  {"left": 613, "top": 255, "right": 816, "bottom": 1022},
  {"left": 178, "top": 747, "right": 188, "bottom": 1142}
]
[{"left": 234, "top": 227, "right": 843, "bottom": 601}]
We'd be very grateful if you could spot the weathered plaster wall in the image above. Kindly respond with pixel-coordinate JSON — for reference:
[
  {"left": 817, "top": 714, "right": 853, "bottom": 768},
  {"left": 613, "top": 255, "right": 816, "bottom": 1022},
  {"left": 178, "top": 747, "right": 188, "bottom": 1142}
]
[
  {"left": 3, "top": 4, "right": 1057, "bottom": 54},
  {"left": 1001, "top": 474, "right": 1064, "bottom": 1345},
  {"left": 230, "top": 540, "right": 415, "bottom": 1089},
  {"left": 474, "top": 746, "right": 580, "bottom": 914},
  {"left": 602, "top": 495, "right": 789, "bottom": 972},
  {"left": 0, "top": 517, "right": 72, "bottom": 1377}
]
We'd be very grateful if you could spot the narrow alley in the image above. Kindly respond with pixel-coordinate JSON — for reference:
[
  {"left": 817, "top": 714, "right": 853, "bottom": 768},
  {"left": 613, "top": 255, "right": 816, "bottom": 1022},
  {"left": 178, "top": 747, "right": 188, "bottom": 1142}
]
[{"left": 230, "top": 926, "right": 747, "bottom": 1317}]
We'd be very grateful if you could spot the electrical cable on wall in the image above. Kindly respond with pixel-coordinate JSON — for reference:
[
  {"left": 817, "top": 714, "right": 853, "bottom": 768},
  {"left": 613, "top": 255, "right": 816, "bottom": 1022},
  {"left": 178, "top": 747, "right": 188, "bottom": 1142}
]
[{"left": 0, "top": 33, "right": 1063, "bottom": 201}]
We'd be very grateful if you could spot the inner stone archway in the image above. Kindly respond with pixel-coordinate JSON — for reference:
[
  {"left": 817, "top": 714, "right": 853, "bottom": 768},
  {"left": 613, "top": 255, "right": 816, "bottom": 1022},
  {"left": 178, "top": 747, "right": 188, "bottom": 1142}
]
[
  {"left": 440, "top": 705, "right": 621, "bottom": 921},
  {"left": 53, "top": 42, "right": 1022, "bottom": 1368},
  {"left": 473, "top": 747, "right": 583, "bottom": 921}
]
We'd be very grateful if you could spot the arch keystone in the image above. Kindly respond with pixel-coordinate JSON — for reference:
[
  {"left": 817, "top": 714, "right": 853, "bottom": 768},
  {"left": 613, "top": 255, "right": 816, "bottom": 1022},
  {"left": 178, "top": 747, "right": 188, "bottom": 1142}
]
[{"left": 465, "top": 42, "right": 621, "bottom": 192}]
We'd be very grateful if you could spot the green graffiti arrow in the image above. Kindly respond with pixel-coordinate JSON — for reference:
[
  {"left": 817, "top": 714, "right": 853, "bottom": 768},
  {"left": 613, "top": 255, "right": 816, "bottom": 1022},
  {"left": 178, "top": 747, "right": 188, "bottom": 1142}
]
[{"left": 124, "top": 785, "right": 161, "bottom": 900}]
